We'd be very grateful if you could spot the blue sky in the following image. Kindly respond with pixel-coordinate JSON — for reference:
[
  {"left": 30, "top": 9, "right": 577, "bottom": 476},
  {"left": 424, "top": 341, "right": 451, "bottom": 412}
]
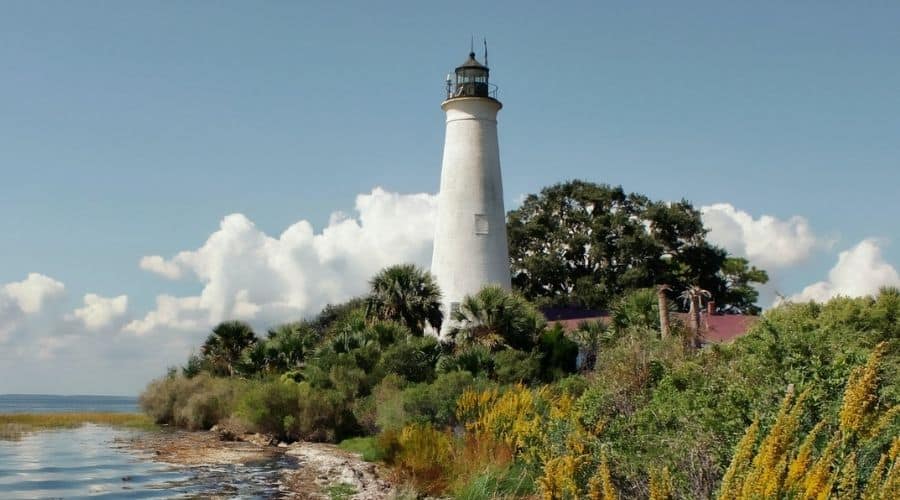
[{"left": 2, "top": 1, "right": 899, "bottom": 394}]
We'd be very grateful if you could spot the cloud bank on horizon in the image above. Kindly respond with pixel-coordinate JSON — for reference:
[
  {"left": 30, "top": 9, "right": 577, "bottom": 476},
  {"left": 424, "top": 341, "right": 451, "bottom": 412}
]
[{"left": 1, "top": 188, "right": 898, "bottom": 393}]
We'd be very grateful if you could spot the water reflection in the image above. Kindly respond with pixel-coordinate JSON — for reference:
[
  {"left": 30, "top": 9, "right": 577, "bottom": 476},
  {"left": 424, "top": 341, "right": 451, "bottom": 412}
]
[{"left": 0, "top": 424, "right": 295, "bottom": 499}]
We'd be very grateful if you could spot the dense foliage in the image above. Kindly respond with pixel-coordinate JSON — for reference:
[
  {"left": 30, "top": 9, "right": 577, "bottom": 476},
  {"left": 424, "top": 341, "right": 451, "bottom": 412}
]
[
  {"left": 507, "top": 181, "right": 768, "bottom": 313},
  {"left": 366, "top": 264, "right": 443, "bottom": 334},
  {"left": 140, "top": 258, "right": 899, "bottom": 498}
]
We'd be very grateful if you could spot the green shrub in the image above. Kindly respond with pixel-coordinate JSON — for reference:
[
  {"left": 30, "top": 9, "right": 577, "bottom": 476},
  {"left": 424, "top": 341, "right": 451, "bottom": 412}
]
[
  {"left": 182, "top": 353, "right": 205, "bottom": 378},
  {"left": 436, "top": 345, "right": 494, "bottom": 377},
  {"left": 299, "top": 362, "right": 332, "bottom": 389},
  {"left": 364, "top": 320, "right": 413, "bottom": 347},
  {"left": 309, "top": 298, "right": 367, "bottom": 335},
  {"left": 174, "top": 378, "right": 242, "bottom": 430},
  {"left": 401, "top": 371, "right": 478, "bottom": 427},
  {"left": 329, "top": 363, "right": 368, "bottom": 399},
  {"left": 551, "top": 374, "right": 590, "bottom": 398},
  {"left": 374, "top": 374, "right": 410, "bottom": 431},
  {"left": 378, "top": 336, "right": 440, "bottom": 383},
  {"left": 537, "top": 326, "right": 579, "bottom": 381},
  {"left": 351, "top": 394, "right": 378, "bottom": 435},
  {"left": 236, "top": 378, "right": 359, "bottom": 442},
  {"left": 493, "top": 349, "right": 541, "bottom": 384},
  {"left": 237, "top": 379, "right": 303, "bottom": 440},
  {"left": 139, "top": 373, "right": 243, "bottom": 430},
  {"left": 338, "top": 436, "right": 388, "bottom": 462},
  {"left": 453, "top": 461, "right": 536, "bottom": 499}
]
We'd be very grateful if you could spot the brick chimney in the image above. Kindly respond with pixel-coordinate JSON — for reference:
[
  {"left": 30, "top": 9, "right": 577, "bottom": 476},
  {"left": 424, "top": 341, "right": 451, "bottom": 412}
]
[{"left": 707, "top": 300, "right": 717, "bottom": 316}]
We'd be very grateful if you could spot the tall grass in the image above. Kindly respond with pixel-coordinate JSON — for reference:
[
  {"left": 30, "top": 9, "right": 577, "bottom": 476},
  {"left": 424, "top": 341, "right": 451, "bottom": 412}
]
[
  {"left": 338, "top": 436, "right": 386, "bottom": 462},
  {"left": 0, "top": 412, "right": 155, "bottom": 440}
]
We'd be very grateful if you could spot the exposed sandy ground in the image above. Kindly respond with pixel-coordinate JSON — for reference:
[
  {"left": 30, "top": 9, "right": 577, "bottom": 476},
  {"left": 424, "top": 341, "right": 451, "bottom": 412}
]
[
  {"left": 127, "top": 429, "right": 278, "bottom": 465},
  {"left": 125, "top": 429, "right": 396, "bottom": 499},
  {"left": 282, "top": 442, "right": 395, "bottom": 499}
]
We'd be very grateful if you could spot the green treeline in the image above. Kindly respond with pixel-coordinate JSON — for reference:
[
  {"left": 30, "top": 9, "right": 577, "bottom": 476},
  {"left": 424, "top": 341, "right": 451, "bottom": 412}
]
[{"left": 140, "top": 182, "right": 899, "bottom": 498}]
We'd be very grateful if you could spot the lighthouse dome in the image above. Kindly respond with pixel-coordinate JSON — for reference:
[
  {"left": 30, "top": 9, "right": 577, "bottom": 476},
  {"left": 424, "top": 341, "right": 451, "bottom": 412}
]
[
  {"left": 458, "top": 52, "right": 487, "bottom": 70},
  {"left": 448, "top": 51, "right": 496, "bottom": 100}
]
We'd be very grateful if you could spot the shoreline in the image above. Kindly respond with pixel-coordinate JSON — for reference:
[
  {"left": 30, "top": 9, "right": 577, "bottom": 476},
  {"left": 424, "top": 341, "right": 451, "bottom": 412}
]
[
  {"left": 1, "top": 414, "right": 397, "bottom": 499},
  {"left": 0, "top": 412, "right": 397, "bottom": 500},
  {"left": 126, "top": 428, "right": 396, "bottom": 499}
]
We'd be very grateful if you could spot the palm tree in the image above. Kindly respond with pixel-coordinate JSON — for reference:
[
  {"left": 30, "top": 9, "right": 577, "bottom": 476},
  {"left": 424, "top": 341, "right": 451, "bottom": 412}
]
[
  {"left": 448, "top": 285, "right": 545, "bottom": 352},
  {"left": 366, "top": 264, "right": 443, "bottom": 334},
  {"left": 571, "top": 319, "right": 613, "bottom": 371},
  {"left": 611, "top": 288, "right": 660, "bottom": 333},
  {"left": 679, "top": 286, "right": 711, "bottom": 351},
  {"left": 237, "top": 341, "right": 269, "bottom": 376},
  {"left": 656, "top": 284, "right": 672, "bottom": 339},
  {"left": 263, "top": 322, "right": 319, "bottom": 372},
  {"left": 200, "top": 320, "right": 258, "bottom": 376}
]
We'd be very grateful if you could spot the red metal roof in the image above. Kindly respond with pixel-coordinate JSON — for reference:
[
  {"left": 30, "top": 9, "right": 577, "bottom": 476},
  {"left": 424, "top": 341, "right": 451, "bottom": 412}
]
[
  {"left": 701, "top": 314, "right": 758, "bottom": 343},
  {"left": 548, "top": 311, "right": 757, "bottom": 344}
]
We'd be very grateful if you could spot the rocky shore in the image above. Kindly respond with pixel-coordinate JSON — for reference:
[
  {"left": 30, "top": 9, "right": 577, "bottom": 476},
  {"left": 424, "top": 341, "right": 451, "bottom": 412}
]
[{"left": 125, "top": 427, "right": 396, "bottom": 499}]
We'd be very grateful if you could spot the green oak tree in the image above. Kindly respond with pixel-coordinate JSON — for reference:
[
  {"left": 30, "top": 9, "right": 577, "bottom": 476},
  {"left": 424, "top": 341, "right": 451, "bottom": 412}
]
[{"left": 507, "top": 181, "right": 768, "bottom": 313}]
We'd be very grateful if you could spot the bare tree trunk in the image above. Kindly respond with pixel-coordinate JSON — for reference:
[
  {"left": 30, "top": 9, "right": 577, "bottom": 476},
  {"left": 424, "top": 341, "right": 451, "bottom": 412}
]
[
  {"left": 685, "top": 294, "right": 700, "bottom": 351},
  {"left": 657, "top": 285, "right": 671, "bottom": 340},
  {"left": 688, "top": 295, "right": 701, "bottom": 351}
]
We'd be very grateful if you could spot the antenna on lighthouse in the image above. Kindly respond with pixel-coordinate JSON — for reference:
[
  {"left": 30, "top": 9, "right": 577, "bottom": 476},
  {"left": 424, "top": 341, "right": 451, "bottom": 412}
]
[
  {"left": 470, "top": 35, "right": 474, "bottom": 55},
  {"left": 483, "top": 38, "right": 488, "bottom": 66}
]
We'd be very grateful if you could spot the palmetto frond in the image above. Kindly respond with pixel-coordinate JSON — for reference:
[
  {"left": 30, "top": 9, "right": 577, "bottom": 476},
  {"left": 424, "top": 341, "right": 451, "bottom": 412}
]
[
  {"left": 447, "top": 285, "right": 544, "bottom": 352},
  {"left": 366, "top": 264, "right": 443, "bottom": 334}
]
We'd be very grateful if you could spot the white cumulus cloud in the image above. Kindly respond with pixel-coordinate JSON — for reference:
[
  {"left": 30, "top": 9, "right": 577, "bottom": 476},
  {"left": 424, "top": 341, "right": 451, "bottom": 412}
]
[
  {"left": 69, "top": 293, "right": 129, "bottom": 330},
  {"left": 128, "top": 187, "right": 438, "bottom": 335},
  {"left": 0, "top": 273, "right": 66, "bottom": 351},
  {"left": 124, "top": 295, "right": 207, "bottom": 336},
  {"left": 788, "top": 239, "right": 900, "bottom": 302},
  {"left": 0, "top": 273, "right": 66, "bottom": 344},
  {"left": 701, "top": 203, "right": 823, "bottom": 269},
  {"left": 2, "top": 273, "right": 65, "bottom": 314},
  {"left": 139, "top": 255, "right": 183, "bottom": 280}
]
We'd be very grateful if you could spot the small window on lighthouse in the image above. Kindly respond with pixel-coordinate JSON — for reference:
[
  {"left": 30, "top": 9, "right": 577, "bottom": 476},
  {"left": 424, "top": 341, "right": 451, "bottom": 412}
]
[{"left": 474, "top": 214, "right": 489, "bottom": 235}]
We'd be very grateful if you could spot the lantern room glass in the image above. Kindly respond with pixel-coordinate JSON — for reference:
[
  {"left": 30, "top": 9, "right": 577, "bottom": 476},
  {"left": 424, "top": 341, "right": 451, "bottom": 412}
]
[{"left": 455, "top": 67, "right": 489, "bottom": 97}]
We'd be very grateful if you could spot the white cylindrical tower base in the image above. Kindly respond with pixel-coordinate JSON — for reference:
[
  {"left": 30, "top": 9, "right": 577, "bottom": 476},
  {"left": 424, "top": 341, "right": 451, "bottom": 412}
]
[{"left": 431, "top": 96, "right": 511, "bottom": 337}]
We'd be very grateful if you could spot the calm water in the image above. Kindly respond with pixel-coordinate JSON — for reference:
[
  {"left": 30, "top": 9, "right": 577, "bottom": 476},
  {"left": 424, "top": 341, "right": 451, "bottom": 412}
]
[
  {"left": 0, "top": 394, "right": 140, "bottom": 414},
  {"left": 0, "top": 396, "right": 297, "bottom": 498}
]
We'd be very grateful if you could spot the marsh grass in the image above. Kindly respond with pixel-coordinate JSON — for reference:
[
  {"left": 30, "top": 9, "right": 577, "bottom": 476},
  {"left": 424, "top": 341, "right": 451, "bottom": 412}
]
[
  {"left": 326, "top": 482, "right": 357, "bottom": 500},
  {"left": 338, "top": 436, "right": 386, "bottom": 462},
  {"left": 0, "top": 412, "right": 156, "bottom": 440}
]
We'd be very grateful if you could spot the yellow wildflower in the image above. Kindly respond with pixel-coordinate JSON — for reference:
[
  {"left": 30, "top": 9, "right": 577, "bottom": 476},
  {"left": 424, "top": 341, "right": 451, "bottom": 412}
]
[
  {"left": 839, "top": 343, "right": 886, "bottom": 436},
  {"left": 718, "top": 419, "right": 759, "bottom": 500},
  {"left": 649, "top": 466, "right": 674, "bottom": 500},
  {"left": 836, "top": 451, "right": 858, "bottom": 499},
  {"left": 786, "top": 420, "right": 826, "bottom": 491},
  {"left": 540, "top": 454, "right": 581, "bottom": 500},
  {"left": 801, "top": 431, "right": 839, "bottom": 500},
  {"left": 587, "top": 451, "right": 618, "bottom": 500},
  {"left": 741, "top": 387, "right": 806, "bottom": 498}
]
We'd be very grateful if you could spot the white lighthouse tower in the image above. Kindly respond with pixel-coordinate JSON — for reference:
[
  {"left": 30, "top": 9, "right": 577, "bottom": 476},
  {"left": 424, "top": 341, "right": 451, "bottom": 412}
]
[{"left": 431, "top": 49, "right": 511, "bottom": 336}]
